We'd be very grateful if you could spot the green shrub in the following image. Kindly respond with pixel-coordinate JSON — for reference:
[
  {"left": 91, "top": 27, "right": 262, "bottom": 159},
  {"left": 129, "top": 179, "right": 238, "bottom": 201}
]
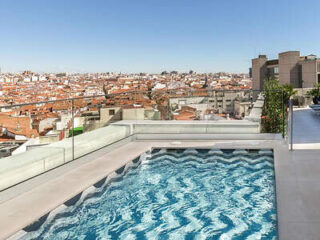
[
  {"left": 261, "top": 78, "right": 284, "bottom": 133},
  {"left": 306, "top": 83, "right": 320, "bottom": 97}
]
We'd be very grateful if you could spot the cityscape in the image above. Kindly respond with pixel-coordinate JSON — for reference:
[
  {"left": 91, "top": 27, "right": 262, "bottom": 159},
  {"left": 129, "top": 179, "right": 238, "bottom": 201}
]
[
  {"left": 1, "top": 0, "right": 320, "bottom": 239},
  {"left": 0, "top": 71, "right": 251, "bottom": 104},
  {"left": 0, "top": 70, "right": 252, "bottom": 158}
]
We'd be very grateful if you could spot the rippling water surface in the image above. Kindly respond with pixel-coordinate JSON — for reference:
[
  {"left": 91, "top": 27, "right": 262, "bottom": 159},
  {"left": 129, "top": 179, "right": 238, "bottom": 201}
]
[{"left": 24, "top": 149, "right": 277, "bottom": 239}]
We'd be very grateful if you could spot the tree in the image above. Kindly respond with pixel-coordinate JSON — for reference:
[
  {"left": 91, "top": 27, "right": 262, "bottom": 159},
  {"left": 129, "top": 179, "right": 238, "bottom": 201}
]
[{"left": 261, "top": 78, "right": 284, "bottom": 133}]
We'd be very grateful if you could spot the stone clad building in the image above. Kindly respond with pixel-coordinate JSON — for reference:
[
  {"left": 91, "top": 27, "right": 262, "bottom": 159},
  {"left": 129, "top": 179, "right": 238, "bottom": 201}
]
[{"left": 251, "top": 51, "right": 320, "bottom": 89}]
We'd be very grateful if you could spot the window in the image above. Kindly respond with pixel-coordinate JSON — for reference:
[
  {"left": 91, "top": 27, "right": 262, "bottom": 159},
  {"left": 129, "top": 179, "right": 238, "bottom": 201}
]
[{"left": 109, "top": 109, "right": 115, "bottom": 115}]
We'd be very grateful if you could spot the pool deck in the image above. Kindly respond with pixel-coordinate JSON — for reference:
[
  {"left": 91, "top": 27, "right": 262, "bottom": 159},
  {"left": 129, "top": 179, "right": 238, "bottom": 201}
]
[
  {"left": 0, "top": 139, "right": 320, "bottom": 240},
  {"left": 292, "top": 107, "right": 320, "bottom": 149}
]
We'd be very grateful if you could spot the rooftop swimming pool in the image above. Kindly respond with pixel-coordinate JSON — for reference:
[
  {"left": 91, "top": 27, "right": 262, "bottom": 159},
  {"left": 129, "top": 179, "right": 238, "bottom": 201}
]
[{"left": 20, "top": 148, "right": 277, "bottom": 239}]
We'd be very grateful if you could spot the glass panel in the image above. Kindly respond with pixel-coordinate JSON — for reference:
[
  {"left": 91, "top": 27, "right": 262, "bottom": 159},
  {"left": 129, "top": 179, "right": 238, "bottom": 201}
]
[
  {"left": 73, "top": 95, "right": 131, "bottom": 159},
  {"left": 0, "top": 100, "right": 71, "bottom": 190}
]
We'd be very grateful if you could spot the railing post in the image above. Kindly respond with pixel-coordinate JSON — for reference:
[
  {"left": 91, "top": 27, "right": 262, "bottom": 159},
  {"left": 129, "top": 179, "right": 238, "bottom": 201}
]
[
  {"left": 282, "top": 90, "right": 285, "bottom": 138},
  {"left": 289, "top": 98, "right": 293, "bottom": 151},
  {"left": 134, "top": 91, "right": 137, "bottom": 121},
  {"left": 167, "top": 90, "right": 171, "bottom": 120},
  {"left": 71, "top": 99, "right": 74, "bottom": 160}
]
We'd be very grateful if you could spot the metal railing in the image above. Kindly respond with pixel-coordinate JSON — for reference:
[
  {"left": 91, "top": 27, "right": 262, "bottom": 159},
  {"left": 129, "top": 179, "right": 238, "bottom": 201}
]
[{"left": 289, "top": 98, "right": 294, "bottom": 151}]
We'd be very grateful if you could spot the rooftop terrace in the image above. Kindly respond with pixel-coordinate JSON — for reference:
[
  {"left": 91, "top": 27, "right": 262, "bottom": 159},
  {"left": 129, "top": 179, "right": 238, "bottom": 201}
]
[{"left": 0, "top": 90, "right": 319, "bottom": 239}]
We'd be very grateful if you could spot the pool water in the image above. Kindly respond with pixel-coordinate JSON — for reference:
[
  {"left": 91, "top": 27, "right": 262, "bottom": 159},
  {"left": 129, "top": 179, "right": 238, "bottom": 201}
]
[{"left": 23, "top": 148, "right": 277, "bottom": 239}]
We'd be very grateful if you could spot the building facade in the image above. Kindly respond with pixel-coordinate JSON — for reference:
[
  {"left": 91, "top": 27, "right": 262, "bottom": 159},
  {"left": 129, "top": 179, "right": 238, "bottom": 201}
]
[{"left": 251, "top": 51, "right": 320, "bottom": 89}]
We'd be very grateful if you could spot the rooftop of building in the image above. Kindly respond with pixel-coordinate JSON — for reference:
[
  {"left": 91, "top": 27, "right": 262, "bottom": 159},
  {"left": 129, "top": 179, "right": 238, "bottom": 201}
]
[{"left": 0, "top": 108, "right": 320, "bottom": 239}]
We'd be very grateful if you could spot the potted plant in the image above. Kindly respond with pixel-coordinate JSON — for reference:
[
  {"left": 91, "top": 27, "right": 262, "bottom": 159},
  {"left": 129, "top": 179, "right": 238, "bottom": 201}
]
[{"left": 306, "top": 83, "right": 320, "bottom": 104}]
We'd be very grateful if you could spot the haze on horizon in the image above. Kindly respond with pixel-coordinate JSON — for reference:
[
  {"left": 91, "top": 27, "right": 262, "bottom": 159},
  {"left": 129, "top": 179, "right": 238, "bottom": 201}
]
[{"left": 0, "top": 0, "right": 320, "bottom": 73}]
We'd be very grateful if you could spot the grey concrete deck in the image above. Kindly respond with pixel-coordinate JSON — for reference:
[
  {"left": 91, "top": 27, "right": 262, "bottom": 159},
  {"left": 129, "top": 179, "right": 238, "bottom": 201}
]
[
  {"left": 0, "top": 139, "right": 320, "bottom": 240},
  {"left": 276, "top": 149, "right": 320, "bottom": 240},
  {"left": 293, "top": 107, "right": 320, "bottom": 149}
]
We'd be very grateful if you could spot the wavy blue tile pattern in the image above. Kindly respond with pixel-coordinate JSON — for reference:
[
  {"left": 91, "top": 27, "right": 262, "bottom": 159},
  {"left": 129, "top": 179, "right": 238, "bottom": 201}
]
[{"left": 19, "top": 149, "right": 277, "bottom": 239}]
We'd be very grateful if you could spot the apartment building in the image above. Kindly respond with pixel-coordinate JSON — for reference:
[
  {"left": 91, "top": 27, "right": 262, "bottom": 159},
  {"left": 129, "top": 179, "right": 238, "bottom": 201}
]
[
  {"left": 251, "top": 51, "right": 320, "bottom": 89},
  {"left": 169, "top": 91, "right": 250, "bottom": 118}
]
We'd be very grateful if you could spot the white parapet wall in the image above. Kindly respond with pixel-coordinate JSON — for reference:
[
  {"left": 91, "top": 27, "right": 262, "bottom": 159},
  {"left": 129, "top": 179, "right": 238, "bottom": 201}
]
[
  {"left": 0, "top": 125, "right": 130, "bottom": 191},
  {"left": 113, "top": 120, "right": 261, "bottom": 135}
]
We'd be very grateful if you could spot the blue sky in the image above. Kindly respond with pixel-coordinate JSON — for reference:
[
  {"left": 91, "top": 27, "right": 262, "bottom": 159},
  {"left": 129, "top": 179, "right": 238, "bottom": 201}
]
[{"left": 1, "top": 0, "right": 320, "bottom": 73}]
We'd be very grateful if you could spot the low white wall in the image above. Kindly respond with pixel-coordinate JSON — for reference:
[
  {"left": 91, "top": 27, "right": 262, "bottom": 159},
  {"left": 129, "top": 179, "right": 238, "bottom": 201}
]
[
  {"left": 0, "top": 147, "right": 65, "bottom": 191},
  {"left": 135, "top": 133, "right": 282, "bottom": 141},
  {"left": 0, "top": 125, "right": 130, "bottom": 191},
  {"left": 134, "top": 122, "right": 259, "bottom": 134},
  {"left": 114, "top": 120, "right": 260, "bottom": 134}
]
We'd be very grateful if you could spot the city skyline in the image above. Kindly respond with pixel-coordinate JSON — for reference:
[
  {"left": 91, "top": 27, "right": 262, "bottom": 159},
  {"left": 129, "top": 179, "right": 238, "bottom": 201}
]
[
  {"left": 0, "top": 69, "right": 250, "bottom": 74},
  {"left": 1, "top": 0, "right": 320, "bottom": 73}
]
